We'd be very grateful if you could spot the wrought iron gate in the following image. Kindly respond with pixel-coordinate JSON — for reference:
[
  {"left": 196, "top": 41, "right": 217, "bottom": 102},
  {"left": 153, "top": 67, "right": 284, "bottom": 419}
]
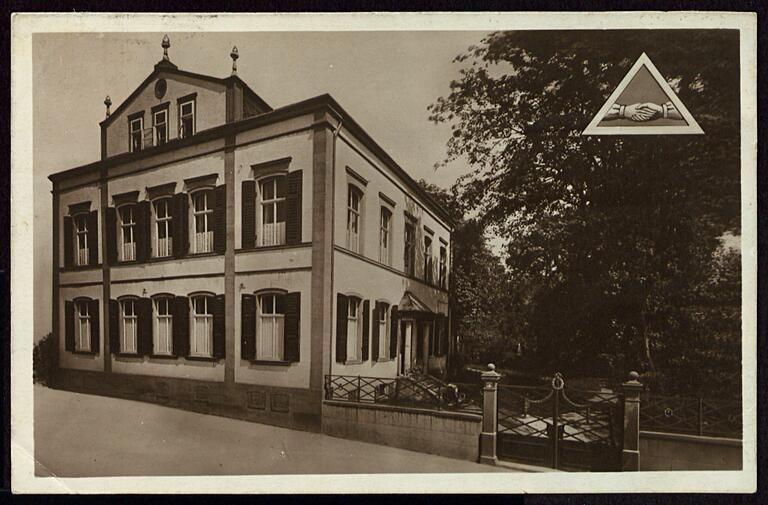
[{"left": 496, "top": 373, "right": 623, "bottom": 471}]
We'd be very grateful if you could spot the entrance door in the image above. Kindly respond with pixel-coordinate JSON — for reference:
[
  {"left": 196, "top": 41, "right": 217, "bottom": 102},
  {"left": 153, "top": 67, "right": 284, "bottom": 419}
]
[{"left": 399, "top": 321, "right": 413, "bottom": 375}]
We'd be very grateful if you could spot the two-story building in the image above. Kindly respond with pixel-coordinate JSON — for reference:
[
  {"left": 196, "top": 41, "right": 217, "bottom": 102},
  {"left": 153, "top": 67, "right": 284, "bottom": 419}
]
[{"left": 48, "top": 36, "right": 453, "bottom": 432}]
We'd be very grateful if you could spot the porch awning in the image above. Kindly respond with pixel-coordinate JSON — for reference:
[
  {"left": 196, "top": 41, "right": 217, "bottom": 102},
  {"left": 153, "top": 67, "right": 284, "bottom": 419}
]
[{"left": 397, "top": 291, "right": 433, "bottom": 314}]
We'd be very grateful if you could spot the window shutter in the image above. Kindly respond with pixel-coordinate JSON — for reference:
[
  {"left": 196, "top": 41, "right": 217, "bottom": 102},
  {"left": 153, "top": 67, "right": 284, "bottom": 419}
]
[
  {"left": 64, "top": 300, "right": 75, "bottom": 351},
  {"left": 63, "top": 216, "right": 73, "bottom": 268},
  {"left": 87, "top": 210, "right": 99, "bottom": 266},
  {"left": 213, "top": 185, "right": 226, "bottom": 254},
  {"left": 89, "top": 299, "right": 100, "bottom": 353},
  {"left": 173, "top": 193, "right": 189, "bottom": 258},
  {"left": 241, "top": 180, "right": 256, "bottom": 250},
  {"left": 371, "top": 302, "right": 380, "bottom": 361},
  {"left": 286, "top": 170, "right": 303, "bottom": 245},
  {"left": 109, "top": 299, "right": 119, "bottom": 354},
  {"left": 212, "top": 294, "right": 226, "bottom": 358},
  {"left": 389, "top": 306, "right": 399, "bottom": 359},
  {"left": 441, "top": 314, "right": 449, "bottom": 357},
  {"left": 241, "top": 293, "right": 256, "bottom": 360},
  {"left": 335, "top": 293, "right": 348, "bottom": 363},
  {"left": 137, "top": 297, "right": 153, "bottom": 356},
  {"left": 136, "top": 200, "right": 151, "bottom": 262},
  {"left": 434, "top": 314, "right": 443, "bottom": 356},
  {"left": 284, "top": 292, "right": 301, "bottom": 362},
  {"left": 106, "top": 207, "right": 117, "bottom": 265},
  {"left": 173, "top": 296, "right": 190, "bottom": 357},
  {"left": 361, "top": 299, "right": 370, "bottom": 361}
]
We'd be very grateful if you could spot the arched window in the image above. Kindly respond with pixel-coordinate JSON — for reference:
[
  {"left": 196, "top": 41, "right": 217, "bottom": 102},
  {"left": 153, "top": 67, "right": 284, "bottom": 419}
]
[
  {"left": 120, "top": 298, "right": 138, "bottom": 354},
  {"left": 190, "top": 294, "right": 213, "bottom": 357},
  {"left": 192, "top": 189, "right": 214, "bottom": 253},
  {"left": 347, "top": 186, "right": 363, "bottom": 253},
  {"left": 257, "top": 292, "right": 286, "bottom": 361},
  {"left": 259, "top": 176, "right": 286, "bottom": 246},
  {"left": 153, "top": 197, "right": 173, "bottom": 258},
  {"left": 118, "top": 205, "right": 136, "bottom": 262},
  {"left": 154, "top": 296, "right": 173, "bottom": 355},
  {"left": 75, "top": 299, "right": 92, "bottom": 351}
]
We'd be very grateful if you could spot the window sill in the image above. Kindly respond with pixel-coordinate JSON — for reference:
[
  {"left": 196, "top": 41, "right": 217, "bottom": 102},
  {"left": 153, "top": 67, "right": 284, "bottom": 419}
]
[
  {"left": 60, "top": 264, "right": 102, "bottom": 272},
  {"left": 71, "top": 350, "right": 96, "bottom": 355},
  {"left": 187, "top": 251, "right": 221, "bottom": 258},
  {"left": 236, "top": 242, "right": 311, "bottom": 253},
  {"left": 114, "top": 352, "right": 141, "bottom": 358},
  {"left": 376, "top": 357, "right": 393, "bottom": 363},
  {"left": 185, "top": 355, "right": 221, "bottom": 362},
  {"left": 150, "top": 354, "right": 178, "bottom": 360},
  {"left": 344, "top": 359, "right": 363, "bottom": 365},
  {"left": 249, "top": 359, "right": 293, "bottom": 367}
]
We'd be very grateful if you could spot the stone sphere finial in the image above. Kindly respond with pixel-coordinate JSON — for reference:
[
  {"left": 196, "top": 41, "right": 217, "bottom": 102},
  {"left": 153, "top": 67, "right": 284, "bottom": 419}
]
[
  {"left": 487, "top": 363, "right": 496, "bottom": 372},
  {"left": 162, "top": 34, "right": 171, "bottom": 60},
  {"left": 628, "top": 370, "right": 640, "bottom": 381}
]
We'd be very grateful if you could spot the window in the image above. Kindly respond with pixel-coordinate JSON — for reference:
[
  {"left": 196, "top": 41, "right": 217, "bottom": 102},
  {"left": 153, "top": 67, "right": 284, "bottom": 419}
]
[
  {"left": 257, "top": 293, "right": 285, "bottom": 361},
  {"left": 192, "top": 190, "right": 213, "bottom": 253},
  {"left": 424, "top": 234, "right": 433, "bottom": 284},
  {"left": 120, "top": 299, "right": 138, "bottom": 354},
  {"left": 379, "top": 207, "right": 392, "bottom": 265},
  {"left": 346, "top": 297, "right": 360, "bottom": 361},
  {"left": 154, "top": 297, "right": 173, "bottom": 356},
  {"left": 439, "top": 244, "right": 447, "bottom": 289},
  {"left": 74, "top": 214, "right": 89, "bottom": 266},
  {"left": 347, "top": 186, "right": 362, "bottom": 253},
  {"left": 153, "top": 198, "right": 173, "bottom": 258},
  {"left": 130, "top": 117, "right": 143, "bottom": 152},
  {"left": 378, "top": 303, "right": 389, "bottom": 359},
  {"left": 404, "top": 217, "right": 416, "bottom": 277},
  {"left": 119, "top": 206, "right": 136, "bottom": 262},
  {"left": 260, "top": 177, "right": 286, "bottom": 246},
  {"left": 75, "top": 300, "right": 91, "bottom": 352},
  {"left": 191, "top": 295, "right": 213, "bottom": 357},
  {"left": 179, "top": 100, "right": 195, "bottom": 139},
  {"left": 153, "top": 109, "right": 168, "bottom": 146}
]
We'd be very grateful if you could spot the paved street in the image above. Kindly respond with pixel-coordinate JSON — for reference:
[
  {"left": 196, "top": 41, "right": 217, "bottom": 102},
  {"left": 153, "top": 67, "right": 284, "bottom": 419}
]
[{"left": 33, "top": 385, "right": 512, "bottom": 477}]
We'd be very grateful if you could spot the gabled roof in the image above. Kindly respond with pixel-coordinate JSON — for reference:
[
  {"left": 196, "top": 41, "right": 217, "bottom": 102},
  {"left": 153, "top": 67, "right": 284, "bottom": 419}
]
[
  {"left": 100, "top": 59, "right": 272, "bottom": 128},
  {"left": 398, "top": 291, "right": 433, "bottom": 313}
]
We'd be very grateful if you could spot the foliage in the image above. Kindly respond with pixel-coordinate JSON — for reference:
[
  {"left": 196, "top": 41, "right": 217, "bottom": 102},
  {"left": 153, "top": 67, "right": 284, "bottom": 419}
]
[
  {"left": 33, "top": 333, "right": 57, "bottom": 385},
  {"left": 428, "top": 30, "right": 741, "bottom": 397}
]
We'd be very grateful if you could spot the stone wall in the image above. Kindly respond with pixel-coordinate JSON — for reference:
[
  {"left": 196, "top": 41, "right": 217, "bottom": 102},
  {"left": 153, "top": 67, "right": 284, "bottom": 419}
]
[
  {"left": 639, "top": 430, "right": 742, "bottom": 471},
  {"left": 321, "top": 400, "right": 481, "bottom": 461}
]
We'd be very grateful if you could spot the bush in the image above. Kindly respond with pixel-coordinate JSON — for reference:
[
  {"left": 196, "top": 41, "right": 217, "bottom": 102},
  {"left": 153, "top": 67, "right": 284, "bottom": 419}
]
[{"left": 33, "top": 333, "right": 56, "bottom": 385}]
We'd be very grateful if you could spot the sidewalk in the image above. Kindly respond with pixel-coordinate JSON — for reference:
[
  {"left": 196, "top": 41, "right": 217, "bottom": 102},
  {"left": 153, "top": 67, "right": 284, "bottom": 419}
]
[{"left": 33, "top": 384, "right": 514, "bottom": 477}]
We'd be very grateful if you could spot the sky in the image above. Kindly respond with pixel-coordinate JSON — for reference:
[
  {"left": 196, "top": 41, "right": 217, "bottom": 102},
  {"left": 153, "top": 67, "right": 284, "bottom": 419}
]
[{"left": 32, "top": 31, "right": 489, "bottom": 338}]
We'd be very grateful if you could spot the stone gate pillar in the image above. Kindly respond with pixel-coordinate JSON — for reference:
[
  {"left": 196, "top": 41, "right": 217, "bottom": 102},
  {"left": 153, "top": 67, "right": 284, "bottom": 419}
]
[
  {"left": 621, "top": 371, "right": 643, "bottom": 471},
  {"left": 479, "top": 363, "right": 501, "bottom": 465}
]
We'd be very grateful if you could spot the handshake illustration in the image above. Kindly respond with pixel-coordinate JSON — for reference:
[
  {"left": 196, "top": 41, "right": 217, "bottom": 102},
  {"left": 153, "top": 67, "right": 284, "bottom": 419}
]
[{"left": 604, "top": 101, "right": 683, "bottom": 122}]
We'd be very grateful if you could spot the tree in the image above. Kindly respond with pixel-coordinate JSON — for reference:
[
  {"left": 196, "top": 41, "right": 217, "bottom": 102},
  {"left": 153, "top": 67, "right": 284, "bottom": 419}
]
[{"left": 428, "top": 30, "right": 741, "bottom": 393}]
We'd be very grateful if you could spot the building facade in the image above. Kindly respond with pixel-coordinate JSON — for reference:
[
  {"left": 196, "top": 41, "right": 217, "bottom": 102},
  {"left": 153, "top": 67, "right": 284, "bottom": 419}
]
[{"left": 48, "top": 38, "right": 453, "bottom": 432}]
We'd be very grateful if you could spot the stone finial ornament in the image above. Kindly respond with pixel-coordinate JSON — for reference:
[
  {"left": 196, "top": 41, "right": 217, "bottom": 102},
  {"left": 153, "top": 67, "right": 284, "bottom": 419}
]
[
  {"left": 162, "top": 34, "right": 171, "bottom": 60},
  {"left": 104, "top": 95, "right": 112, "bottom": 117},
  {"left": 230, "top": 46, "right": 239, "bottom": 75}
]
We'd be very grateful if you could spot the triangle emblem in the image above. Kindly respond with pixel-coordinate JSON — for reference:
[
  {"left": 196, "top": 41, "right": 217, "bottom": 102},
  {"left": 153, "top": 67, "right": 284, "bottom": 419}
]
[{"left": 582, "top": 53, "right": 704, "bottom": 135}]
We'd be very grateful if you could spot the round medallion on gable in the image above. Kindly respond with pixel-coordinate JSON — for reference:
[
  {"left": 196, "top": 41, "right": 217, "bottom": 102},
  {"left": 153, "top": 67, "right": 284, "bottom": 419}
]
[{"left": 154, "top": 79, "right": 167, "bottom": 99}]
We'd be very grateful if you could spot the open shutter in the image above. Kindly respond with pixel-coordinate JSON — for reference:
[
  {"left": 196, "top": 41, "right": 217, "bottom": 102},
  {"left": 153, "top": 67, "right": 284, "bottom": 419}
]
[
  {"left": 361, "top": 300, "right": 370, "bottom": 361},
  {"left": 109, "top": 299, "right": 119, "bottom": 354},
  {"left": 284, "top": 292, "right": 301, "bottom": 362},
  {"left": 441, "top": 314, "right": 449, "bottom": 357},
  {"left": 241, "top": 294, "right": 256, "bottom": 360},
  {"left": 173, "top": 296, "right": 190, "bottom": 357},
  {"left": 212, "top": 294, "right": 226, "bottom": 358},
  {"left": 63, "top": 216, "right": 73, "bottom": 268},
  {"left": 89, "top": 298, "right": 100, "bottom": 353},
  {"left": 213, "top": 185, "right": 226, "bottom": 254},
  {"left": 286, "top": 170, "right": 303, "bottom": 245},
  {"left": 137, "top": 297, "right": 153, "bottom": 356},
  {"left": 335, "top": 293, "right": 348, "bottom": 363},
  {"left": 173, "top": 193, "right": 189, "bottom": 258},
  {"left": 136, "top": 200, "right": 151, "bottom": 262},
  {"left": 389, "top": 306, "right": 399, "bottom": 359},
  {"left": 241, "top": 180, "right": 256, "bottom": 250},
  {"left": 106, "top": 207, "right": 117, "bottom": 265},
  {"left": 64, "top": 301, "right": 75, "bottom": 351},
  {"left": 434, "top": 314, "right": 442, "bottom": 357},
  {"left": 371, "top": 302, "right": 380, "bottom": 361},
  {"left": 87, "top": 210, "right": 99, "bottom": 266}
]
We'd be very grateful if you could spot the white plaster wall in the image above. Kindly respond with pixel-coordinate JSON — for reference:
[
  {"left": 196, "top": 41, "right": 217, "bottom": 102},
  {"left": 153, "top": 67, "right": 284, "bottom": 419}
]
[
  {"left": 58, "top": 183, "right": 102, "bottom": 268},
  {"left": 233, "top": 125, "right": 314, "bottom": 249},
  {"left": 235, "top": 246, "right": 312, "bottom": 273},
  {"left": 234, "top": 270, "right": 312, "bottom": 389},
  {"left": 106, "top": 72, "right": 227, "bottom": 158},
  {"left": 59, "top": 285, "right": 103, "bottom": 371}
]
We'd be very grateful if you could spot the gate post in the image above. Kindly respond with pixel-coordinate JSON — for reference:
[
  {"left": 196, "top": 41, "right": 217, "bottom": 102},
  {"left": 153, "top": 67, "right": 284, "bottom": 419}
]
[
  {"left": 479, "top": 363, "right": 501, "bottom": 465},
  {"left": 621, "top": 371, "right": 643, "bottom": 471}
]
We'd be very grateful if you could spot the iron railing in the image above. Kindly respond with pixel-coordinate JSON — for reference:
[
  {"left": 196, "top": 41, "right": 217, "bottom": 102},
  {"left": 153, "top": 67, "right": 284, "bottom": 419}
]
[
  {"left": 639, "top": 393, "right": 742, "bottom": 438},
  {"left": 324, "top": 374, "right": 481, "bottom": 414}
]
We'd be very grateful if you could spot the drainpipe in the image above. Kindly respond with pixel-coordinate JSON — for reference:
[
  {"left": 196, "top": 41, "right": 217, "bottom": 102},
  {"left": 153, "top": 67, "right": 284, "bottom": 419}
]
[{"left": 328, "top": 115, "right": 343, "bottom": 380}]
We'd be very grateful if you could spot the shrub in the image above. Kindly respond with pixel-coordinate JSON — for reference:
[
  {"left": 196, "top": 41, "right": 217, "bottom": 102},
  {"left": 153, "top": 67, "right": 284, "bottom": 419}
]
[{"left": 33, "top": 333, "right": 56, "bottom": 385}]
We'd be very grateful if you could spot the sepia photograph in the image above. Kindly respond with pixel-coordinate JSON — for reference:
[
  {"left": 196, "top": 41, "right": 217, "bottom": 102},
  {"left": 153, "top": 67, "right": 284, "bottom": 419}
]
[{"left": 10, "top": 12, "right": 758, "bottom": 494}]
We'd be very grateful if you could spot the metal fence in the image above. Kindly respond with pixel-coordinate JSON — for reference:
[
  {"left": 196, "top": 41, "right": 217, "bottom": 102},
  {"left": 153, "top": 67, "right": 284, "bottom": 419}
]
[
  {"left": 324, "top": 374, "right": 482, "bottom": 414},
  {"left": 639, "top": 393, "right": 742, "bottom": 438}
]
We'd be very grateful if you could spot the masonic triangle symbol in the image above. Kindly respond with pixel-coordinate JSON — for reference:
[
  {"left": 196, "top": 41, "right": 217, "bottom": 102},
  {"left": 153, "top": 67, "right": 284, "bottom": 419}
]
[{"left": 582, "top": 52, "right": 704, "bottom": 135}]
